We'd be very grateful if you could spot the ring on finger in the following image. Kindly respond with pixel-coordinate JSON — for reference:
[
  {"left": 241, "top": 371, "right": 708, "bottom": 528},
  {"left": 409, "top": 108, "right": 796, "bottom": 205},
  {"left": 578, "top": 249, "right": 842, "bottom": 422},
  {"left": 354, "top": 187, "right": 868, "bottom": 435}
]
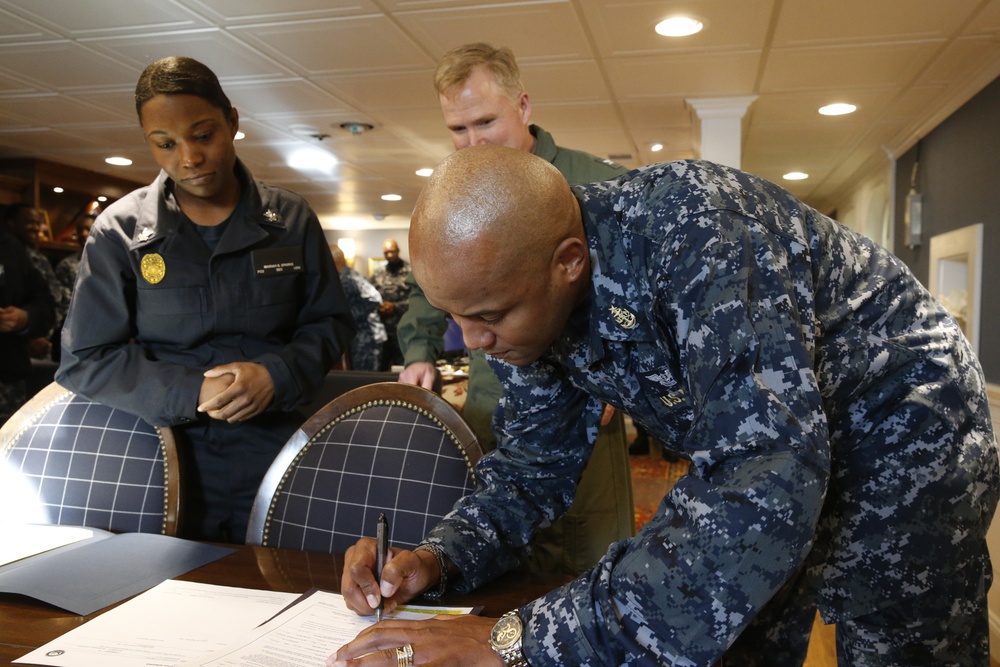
[{"left": 395, "top": 643, "right": 414, "bottom": 667}]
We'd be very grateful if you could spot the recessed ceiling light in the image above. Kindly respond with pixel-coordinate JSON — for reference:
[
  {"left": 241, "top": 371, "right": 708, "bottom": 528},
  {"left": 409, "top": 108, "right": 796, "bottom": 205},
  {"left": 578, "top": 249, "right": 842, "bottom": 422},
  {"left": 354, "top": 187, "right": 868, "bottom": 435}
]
[
  {"left": 234, "top": 131, "right": 245, "bottom": 140},
  {"left": 415, "top": 168, "right": 434, "bottom": 177},
  {"left": 655, "top": 16, "right": 704, "bottom": 37},
  {"left": 52, "top": 187, "right": 64, "bottom": 193},
  {"left": 651, "top": 143, "right": 664, "bottom": 152},
  {"left": 97, "top": 196, "right": 107, "bottom": 202},
  {"left": 381, "top": 194, "right": 402, "bottom": 201},
  {"left": 105, "top": 156, "right": 132, "bottom": 166},
  {"left": 783, "top": 172, "right": 809, "bottom": 181},
  {"left": 818, "top": 103, "right": 857, "bottom": 116}
]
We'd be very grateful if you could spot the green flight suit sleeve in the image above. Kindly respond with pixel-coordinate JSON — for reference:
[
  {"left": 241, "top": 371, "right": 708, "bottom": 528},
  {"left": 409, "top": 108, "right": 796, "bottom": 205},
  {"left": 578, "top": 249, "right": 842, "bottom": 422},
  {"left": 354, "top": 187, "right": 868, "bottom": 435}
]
[{"left": 397, "top": 271, "right": 449, "bottom": 367}]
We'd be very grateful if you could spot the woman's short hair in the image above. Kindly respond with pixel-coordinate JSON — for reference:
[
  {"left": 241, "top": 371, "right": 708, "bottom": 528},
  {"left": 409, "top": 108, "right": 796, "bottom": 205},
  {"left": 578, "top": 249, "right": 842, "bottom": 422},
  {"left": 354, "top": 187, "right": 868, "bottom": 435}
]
[
  {"left": 433, "top": 43, "right": 523, "bottom": 100},
  {"left": 134, "top": 56, "right": 232, "bottom": 120}
]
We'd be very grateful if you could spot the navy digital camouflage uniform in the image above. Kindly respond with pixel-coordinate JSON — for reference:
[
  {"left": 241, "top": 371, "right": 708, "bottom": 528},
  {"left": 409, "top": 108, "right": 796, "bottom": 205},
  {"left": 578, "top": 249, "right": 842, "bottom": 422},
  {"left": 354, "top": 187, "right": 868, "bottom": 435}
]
[
  {"left": 339, "top": 264, "right": 387, "bottom": 371},
  {"left": 421, "top": 160, "right": 1000, "bottom": 666},
  {"left": 371, "top": 258, "right": 411, "bottom": 369},
  {"left": 398, "top": 124, "right": 636, "bottom": 576}
]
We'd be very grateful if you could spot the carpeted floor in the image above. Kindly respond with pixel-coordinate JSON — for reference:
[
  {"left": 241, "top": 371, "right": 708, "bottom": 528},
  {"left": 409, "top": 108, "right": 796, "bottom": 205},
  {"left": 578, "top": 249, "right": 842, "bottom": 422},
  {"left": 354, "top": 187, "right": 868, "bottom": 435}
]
[{"left": 630, "top": 455, "right": 688, "bottom": 531}]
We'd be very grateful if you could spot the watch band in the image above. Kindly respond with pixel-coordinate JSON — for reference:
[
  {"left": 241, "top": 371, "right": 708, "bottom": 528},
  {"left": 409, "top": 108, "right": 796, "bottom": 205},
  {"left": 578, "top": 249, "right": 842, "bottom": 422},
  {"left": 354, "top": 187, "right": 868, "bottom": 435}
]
[{"left": 490, "top": 610, "right": 528, "bottom": 667}]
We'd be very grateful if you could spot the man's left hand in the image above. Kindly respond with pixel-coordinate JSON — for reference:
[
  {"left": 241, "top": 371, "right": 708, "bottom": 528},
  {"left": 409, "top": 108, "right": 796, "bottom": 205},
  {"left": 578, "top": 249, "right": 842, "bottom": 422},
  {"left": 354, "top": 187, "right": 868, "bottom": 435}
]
[{"left": 327, "top": 615, "right": 501, "bottom": 667}]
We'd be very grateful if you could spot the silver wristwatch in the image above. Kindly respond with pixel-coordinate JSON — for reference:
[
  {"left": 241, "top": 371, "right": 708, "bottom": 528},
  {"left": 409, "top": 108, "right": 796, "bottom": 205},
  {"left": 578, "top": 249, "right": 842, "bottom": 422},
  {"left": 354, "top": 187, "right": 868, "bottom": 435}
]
[{"left": 490, "top": 611, "right": 528, "bottom": 666}]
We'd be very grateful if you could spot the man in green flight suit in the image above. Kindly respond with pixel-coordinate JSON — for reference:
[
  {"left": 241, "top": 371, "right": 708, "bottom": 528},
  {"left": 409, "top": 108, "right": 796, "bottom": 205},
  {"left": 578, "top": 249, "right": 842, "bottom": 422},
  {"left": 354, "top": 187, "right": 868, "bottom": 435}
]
[{"left": 396, "top": 43, "right": 634, "bottom": 576}]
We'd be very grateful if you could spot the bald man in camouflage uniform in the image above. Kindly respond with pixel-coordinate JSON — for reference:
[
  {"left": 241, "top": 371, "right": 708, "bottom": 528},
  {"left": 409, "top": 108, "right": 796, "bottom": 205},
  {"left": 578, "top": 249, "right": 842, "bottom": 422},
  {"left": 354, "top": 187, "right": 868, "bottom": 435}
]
[
  {"left": 397, "top": 43, "right": 634, "bottom": 577},
  {"left": 334, "top": 146, "right": 999, "bottom": 667}
]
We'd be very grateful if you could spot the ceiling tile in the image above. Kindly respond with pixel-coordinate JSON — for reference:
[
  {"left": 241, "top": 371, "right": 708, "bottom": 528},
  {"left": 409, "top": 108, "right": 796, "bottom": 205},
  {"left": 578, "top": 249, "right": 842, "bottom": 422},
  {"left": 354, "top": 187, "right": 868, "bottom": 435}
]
[
  {"left": 0, "top": 40, "right": 138, "bottom": 89},
  {"left": 606, "top": 52, "right": 761, "bottom": 99},
  {"left": 231, "top": 16, "right": 432, "bottom": 74},
  {"left": 180, "top": 0, "right": 381, "bottom": 23},
  {"left": 578, "top": 0, "right": 776, "bottom": 56},
  {"left": 761, "top": 42, "right": 934, "bottom": 93},
  {"left": 772, "top": 0, "right": 983, "bottom": 46},
  {"left": 395, "top": 2, "right": 592, "bottom": 59},
  {"left": 0, "top": 0, "right": 207, "bottom": 35}
]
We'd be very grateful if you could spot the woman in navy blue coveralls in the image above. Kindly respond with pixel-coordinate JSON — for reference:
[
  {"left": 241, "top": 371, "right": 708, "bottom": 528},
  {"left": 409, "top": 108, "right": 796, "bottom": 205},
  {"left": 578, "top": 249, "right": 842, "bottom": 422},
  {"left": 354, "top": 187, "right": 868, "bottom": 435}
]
[{"left": 57, "top": 56, "right": 353, "bottom": 542}]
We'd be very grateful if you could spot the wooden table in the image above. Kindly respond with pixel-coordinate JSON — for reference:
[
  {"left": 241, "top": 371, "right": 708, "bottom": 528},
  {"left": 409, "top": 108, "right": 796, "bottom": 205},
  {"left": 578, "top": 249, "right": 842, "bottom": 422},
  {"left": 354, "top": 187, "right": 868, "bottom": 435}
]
[{"left": 0, "top": 544, "right": 566, "bottom": 665}]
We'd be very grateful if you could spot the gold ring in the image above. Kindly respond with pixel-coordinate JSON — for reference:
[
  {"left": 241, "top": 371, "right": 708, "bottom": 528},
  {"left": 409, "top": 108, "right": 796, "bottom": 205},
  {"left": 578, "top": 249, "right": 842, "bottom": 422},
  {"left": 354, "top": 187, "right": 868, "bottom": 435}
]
[{"left": 395, "top": 643, "right": 414, "bottom": 667}]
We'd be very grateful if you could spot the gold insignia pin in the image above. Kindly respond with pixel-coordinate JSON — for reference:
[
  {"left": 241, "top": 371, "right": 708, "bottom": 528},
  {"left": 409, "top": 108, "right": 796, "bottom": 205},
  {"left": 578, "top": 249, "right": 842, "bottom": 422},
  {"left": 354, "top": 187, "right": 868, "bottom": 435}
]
[
  {"left": 264, "top": 209, "right": 279, "bottom": 222},
  {"left": 610, "top": 305, "right": 637, "bottom": 329},
  {"left": 141, "top": 253, "right": 166, "bottom": 284}
]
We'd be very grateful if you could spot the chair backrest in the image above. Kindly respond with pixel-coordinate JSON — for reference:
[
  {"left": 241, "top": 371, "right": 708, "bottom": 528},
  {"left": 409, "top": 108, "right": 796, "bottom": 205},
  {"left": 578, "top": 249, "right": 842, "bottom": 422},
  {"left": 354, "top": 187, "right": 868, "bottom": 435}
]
[
  {"left": 297, "top": 369, "right": 401, "bottom": 418},
  {"left": 247, "top": 382, "right": 483, "bottom": 553},
  {"left": 0, "top": 382, "right": 180, "bottom": 535}
]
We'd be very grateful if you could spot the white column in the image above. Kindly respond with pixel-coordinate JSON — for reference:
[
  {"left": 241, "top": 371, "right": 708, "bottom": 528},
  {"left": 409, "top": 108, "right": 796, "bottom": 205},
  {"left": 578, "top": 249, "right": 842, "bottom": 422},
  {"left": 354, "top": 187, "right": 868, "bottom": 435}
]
[{"left": 686, "top": 96, "right": 758, "bottom": 169}]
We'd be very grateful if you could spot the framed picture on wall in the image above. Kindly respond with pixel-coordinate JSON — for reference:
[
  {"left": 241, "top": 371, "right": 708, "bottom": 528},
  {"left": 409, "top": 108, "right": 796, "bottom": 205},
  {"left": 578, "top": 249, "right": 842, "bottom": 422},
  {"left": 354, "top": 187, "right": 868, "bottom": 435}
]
[{"left": 928, "top": 223, "right": 983, "bottom": 356}]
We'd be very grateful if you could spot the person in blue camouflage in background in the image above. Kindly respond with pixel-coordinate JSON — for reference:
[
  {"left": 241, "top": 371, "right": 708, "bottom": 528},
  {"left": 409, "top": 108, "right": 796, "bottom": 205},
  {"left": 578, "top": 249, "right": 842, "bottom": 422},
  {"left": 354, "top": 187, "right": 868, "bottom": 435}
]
[
  {"left": 333, "top": 145, "right": 999, "bottom": 667},
  {"left": 331, "top": 244, "right": 386, "bottom": 372},
  {"left": 370, "top": 238, "right": 411, "bottom": 371}
]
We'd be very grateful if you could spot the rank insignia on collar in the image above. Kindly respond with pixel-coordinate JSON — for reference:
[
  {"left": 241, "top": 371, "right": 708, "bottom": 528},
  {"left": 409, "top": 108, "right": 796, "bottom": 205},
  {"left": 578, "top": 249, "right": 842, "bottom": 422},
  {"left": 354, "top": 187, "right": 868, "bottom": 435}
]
[
  {"left": 610, "top": 305, "right": 637, "bottom": 329},
  {"left": 263, "top": 209, "right": 280, "bottom": 222},
  {"left": 137, "top": 228, "right": 154, "bottom": 242}
]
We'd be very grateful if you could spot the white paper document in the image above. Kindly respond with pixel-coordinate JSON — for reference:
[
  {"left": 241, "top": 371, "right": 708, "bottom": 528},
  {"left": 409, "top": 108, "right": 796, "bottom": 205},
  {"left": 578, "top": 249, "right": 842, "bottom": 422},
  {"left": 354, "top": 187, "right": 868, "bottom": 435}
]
[
  {"left": 0, "top": 524, "right": 94, "bottom": 566},
  {"left": 15, "top": 580, "right": 299, "bottom": 667},
  {"left": 179, "top": 589, "right": 476, "bottom": 667}
]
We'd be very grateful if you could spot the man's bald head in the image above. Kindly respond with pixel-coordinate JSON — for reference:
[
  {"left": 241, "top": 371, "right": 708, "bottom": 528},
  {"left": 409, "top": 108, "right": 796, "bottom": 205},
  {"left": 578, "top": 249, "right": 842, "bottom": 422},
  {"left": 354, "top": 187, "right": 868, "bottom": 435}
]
[
  {"left": 409, "top": 146, "right": 591, "bottom": 366},
  {"left": 411, "top": 145, "right": 581, "bottom": 278}
]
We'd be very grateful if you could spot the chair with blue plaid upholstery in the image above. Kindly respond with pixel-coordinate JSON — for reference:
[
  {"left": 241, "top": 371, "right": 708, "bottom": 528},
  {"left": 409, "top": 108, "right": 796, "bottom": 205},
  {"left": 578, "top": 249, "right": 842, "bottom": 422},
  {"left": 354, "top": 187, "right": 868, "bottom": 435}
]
[
  {"left": 0, "top": 382, "right": 181, "bottom": 535},
  {"left": 246, "top": 382, "right": 482, "bottom": 554}
]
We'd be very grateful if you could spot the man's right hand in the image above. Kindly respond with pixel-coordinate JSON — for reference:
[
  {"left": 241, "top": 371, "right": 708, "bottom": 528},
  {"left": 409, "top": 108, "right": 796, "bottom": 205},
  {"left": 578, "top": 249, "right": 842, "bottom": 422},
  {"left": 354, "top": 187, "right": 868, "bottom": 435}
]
[
  {"left": 398, "top": 361, "right": 439, "bottom": 392},
  {"left": 341, "top": 538, "right": 440, "bottom": 617}
]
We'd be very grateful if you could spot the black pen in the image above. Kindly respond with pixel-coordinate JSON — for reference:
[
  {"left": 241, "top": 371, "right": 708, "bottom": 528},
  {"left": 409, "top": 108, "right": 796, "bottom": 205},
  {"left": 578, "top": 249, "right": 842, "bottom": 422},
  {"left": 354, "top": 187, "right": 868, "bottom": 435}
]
[{"left": 375, "top": 512, "right": 388, "bottom": 622}]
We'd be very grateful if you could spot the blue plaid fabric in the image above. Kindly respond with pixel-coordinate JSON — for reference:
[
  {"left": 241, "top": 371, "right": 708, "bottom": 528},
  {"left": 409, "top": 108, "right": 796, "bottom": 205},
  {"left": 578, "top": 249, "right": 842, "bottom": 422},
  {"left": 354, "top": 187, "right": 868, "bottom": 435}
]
[
  {"left": 257, "top": 399, "right": 478, "bottom": 554},
  {"left": 2, "top": 387, "right": 173, "bottom": 534}
]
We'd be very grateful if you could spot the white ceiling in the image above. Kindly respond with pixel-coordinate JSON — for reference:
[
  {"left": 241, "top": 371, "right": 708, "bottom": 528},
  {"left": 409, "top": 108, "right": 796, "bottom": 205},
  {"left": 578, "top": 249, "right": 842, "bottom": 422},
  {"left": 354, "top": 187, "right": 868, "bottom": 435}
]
[{"left": 1, "top": 0, "right": 1000, "bottom": 228}]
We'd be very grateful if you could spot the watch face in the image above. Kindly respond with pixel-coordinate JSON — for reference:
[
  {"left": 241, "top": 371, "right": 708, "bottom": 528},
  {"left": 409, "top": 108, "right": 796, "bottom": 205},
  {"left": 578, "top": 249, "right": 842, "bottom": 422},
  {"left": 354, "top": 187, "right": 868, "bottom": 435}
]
[{"left": 491, "top": 614, "right": 522, "bottom": 650}]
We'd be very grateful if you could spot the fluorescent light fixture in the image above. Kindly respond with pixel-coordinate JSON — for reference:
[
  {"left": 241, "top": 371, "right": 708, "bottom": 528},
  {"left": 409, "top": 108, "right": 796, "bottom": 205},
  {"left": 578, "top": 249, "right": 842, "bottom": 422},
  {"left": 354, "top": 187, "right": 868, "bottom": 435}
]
[
  {"left": 783, "top": 172, "right": 809, "bottom": 181},
  {"left": 287, "top": 147, "right": 338, "bottom": 174},
  {"left": 651, "top": 143, "right": 664, "bottom": 152},
  {"left": 818, "top": 103, "right": 857, "bottom": 116},
  {"left": 381, "top": 194, "right": 402, "bottom": 201},
  {"left": 655, "top": 16, "right": 704, "bottom": 37},
  {"left": 416, "top": 168, "right": 434, "bottom": 177},
  {"left": 105, "top": 156, "right": 132, "bottom": 166}
]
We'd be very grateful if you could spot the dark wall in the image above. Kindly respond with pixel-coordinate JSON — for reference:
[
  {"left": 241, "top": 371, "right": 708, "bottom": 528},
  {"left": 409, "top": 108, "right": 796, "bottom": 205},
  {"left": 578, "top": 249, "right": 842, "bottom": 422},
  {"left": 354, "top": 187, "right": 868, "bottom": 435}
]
[{"left": 893, "top": 75, "right": 1000, "bottom": 381}]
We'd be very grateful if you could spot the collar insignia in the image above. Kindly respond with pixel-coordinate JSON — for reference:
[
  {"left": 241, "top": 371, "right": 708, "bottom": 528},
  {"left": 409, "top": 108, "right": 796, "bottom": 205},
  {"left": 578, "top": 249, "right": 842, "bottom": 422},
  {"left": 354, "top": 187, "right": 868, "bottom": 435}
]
[
  {"left": 264, "top": 209, "right": 280, "bottom": 222},
  {"left": 137, "top": 228, "right": 154, "bottom": 242},
  {"left": 610, "top": 305, "right": 637, "bottom": 330}
]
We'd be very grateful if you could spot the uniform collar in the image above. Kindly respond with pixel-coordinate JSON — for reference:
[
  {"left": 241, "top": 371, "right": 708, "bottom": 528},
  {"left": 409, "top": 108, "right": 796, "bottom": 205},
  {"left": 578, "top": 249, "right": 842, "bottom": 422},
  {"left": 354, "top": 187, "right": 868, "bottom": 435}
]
[
  {"left": 131, "top": 159, "right": 278, "bottom": 252},
  {"left": 553, "top": 186, "right": 653, "bottom": 367},
  {"left": 530, "top": 124, "right": 557, "bottom": 162}
]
